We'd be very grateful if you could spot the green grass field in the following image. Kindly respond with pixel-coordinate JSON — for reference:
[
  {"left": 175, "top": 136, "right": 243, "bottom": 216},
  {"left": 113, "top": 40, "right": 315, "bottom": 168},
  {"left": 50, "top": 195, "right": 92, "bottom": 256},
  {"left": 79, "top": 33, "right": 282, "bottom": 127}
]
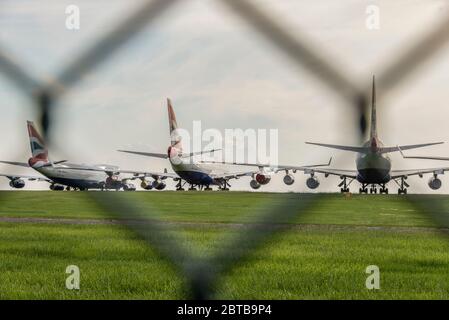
[{"left": 0, "top": 191, "right": 449, "bottom": 299}]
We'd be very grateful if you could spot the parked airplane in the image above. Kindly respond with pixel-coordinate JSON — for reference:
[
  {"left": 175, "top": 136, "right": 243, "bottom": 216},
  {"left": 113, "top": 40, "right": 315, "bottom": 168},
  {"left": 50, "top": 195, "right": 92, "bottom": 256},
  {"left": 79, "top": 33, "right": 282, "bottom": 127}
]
[
  {"left": 204, "top": 77, "right": 448, "bottom": 194},
  {"left": 303, "top": 76, "right": 448, "bottom": 194},
  {"left": 0, "top": 121, "right": 137, "bottom": 191},
  {"left": 110, "top": 98, "right": 331, "bottom": 191}
]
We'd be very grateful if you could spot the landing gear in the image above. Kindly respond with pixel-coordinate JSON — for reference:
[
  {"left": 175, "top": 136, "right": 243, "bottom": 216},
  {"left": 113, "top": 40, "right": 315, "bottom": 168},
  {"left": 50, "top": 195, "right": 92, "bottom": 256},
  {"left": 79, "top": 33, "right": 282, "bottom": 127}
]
[
  {"left": 219, "top": 180, "right": 231, "bottom": 191},
  {"left": 379, "top": 184, "right": 389, "bottom": 194},
  {"left": 204, "top": 185, "right": 212, "bottom": 191},
  {"left": 338, "top": 176, "right": 353, "bottom": 193},
  {"left": 359, "top": 183, "right": 390, "bottom": 194},
  {"left": 188, "top": 186, "right": 197, "bottom": 191},
  {"left": 395, "top": 176, "right": 409, "bottom": 195},
  {"left": 176, "top": 179, "right": 185, "bottom": 191},
  {"left": 359, "top": 184, "right": 368, "bottom": 194}
]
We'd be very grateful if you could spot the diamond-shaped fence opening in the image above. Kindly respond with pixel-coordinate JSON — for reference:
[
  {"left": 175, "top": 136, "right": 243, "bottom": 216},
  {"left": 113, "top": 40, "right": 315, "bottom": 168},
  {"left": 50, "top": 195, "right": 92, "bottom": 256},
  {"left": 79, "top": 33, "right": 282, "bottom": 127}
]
[{"left": 1, "top": 0, "right": 449, "bottom": 299}]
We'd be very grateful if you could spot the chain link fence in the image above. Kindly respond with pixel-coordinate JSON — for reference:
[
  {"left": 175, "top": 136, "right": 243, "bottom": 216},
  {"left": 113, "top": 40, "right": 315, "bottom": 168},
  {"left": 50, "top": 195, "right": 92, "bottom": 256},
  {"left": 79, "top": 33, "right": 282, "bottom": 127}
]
[{"left": 1, "top": 0, "right": 449, "bottom": 299}]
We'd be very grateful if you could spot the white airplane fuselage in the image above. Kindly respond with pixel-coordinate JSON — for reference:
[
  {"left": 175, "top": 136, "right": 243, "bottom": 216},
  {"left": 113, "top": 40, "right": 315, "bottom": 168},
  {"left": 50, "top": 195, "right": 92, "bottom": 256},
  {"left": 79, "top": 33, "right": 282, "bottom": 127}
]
[
  {"left": 35, "top": 163, "right": 119, "bottom": 189},
  {"left": 167, "top": 146, "right": 217, "bottom": 186}
]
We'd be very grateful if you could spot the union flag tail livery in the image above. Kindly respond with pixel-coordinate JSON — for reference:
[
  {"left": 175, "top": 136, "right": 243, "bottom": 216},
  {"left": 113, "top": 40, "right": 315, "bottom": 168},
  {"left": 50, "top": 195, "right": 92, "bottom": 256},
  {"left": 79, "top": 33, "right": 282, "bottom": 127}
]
[
  {"left": 27, "top": 121, "right": 50, "bottom": 168},
  {"left": 167, "top": 98, "right": 183, "bottom": 152},
  {"left": 167, "top": 98, "right": 178, "bottom": 133}
]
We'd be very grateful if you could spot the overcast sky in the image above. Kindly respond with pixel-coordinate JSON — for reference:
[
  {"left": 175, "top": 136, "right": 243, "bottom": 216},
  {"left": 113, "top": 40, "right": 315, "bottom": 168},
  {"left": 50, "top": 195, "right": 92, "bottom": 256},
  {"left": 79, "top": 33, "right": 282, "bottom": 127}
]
[{"left": 0, "top": 0, "right": 449, "bottom": 192}]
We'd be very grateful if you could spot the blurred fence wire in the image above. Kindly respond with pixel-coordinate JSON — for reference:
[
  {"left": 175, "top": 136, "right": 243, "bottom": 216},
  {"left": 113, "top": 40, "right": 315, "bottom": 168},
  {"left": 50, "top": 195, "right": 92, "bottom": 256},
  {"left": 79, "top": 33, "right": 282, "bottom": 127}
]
[{"left": 1, "top": 0, "right": 449, "bottom": 299}]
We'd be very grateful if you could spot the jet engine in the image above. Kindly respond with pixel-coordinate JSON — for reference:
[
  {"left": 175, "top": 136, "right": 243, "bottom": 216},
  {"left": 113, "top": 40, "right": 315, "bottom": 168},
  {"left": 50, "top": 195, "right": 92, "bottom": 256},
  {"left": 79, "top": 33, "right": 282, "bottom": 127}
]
[
  {"left": 250, "top": 179, "right": 261, "bottom": 190},
  {"left": 306, "top": 177, "right": 320, "bottom": 189},
  {"left": 283, "top": 174, "right": 295, "bottom": 186},
  {"left": 9, "top": 179, "right": 25, "bottom": 189},
  {"left": 428, "top": 177, "right": 442, "bottom": 190},
  {"left": 50, "top": 184, "right": 65, "bottom": 191},
  {"left": 152, "top": 180, "right": 166, "bottom": 190},
  {"left": 105, "top": 175, "right": 121, "bottom": 189},
  {"left": 255, "top": 173, "right": 271, "bottom": 185},
  {"left": 140, "top": 179, "right": 153, "bottom": 190}
]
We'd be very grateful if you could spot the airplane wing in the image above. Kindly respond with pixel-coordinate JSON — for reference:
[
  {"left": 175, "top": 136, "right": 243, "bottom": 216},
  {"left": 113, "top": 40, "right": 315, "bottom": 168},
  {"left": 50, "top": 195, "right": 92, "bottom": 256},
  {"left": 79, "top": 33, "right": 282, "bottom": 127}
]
[
  {"left": 390, "top": 168, "right": 449, "bottom": 179},
  {"left": 0, "top": 161, "right": 30, "bottom": 167},
  {"left": 210, "top": 171, "right": 256, "bottom": 180},
  {"left": 399, "top": 155, "right": 449, "bottom": 161},
  {"left": 310, "top": 167, "right": 448, "bottom": 180},
  {"left": 397, "top": 145, "right": 449, "bottom": 161},
  {"left": 61, "top": 166, "right": 179, "bottom": 180},
  {"left": 115, "top": 169, "right": 179, "bottom": 180},
  {"left": 117, "top": 150, "right": 168, "bottom": 159},
  {"left": 388, "top": 146, "right": 449, "bottom": 178},
  {"left": 199, "top": 158, "right": 332, "bottom": 174},
  {"left": 302, "top": 168, "right": 358, "bottom": 179},
  {"left": 0, "top": 173, "right": 51, "bottom": 182},
  {"left": 118, "top": 149, "right": 221, "bottom": 159}
]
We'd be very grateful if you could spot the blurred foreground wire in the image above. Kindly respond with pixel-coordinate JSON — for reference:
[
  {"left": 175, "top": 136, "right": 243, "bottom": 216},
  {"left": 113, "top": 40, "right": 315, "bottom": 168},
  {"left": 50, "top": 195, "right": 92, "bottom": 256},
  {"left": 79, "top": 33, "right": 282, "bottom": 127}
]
[{"left": 0, "top": 0, "right": 449, "bottom": 299}]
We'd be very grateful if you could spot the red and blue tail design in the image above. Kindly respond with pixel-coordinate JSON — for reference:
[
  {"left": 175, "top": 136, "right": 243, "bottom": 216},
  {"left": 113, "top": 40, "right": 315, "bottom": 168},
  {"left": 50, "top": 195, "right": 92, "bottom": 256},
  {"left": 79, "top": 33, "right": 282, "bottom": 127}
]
[
  {"left": 167, "top": 98, "right": 183, "bottom": 152},
  {"left": 27, "top": 121, "right": 50, "bottom": 168}
]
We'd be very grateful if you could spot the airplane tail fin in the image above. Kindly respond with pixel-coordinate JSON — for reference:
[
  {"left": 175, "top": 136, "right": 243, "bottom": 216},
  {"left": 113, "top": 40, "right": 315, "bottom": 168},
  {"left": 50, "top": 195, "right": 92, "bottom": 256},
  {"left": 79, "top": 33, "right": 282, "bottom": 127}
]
[
  {"left": 167, "top": 98, "right": 183, "bottom": 150},
  {"left": 370, "top": 75, "right": 377, "bottom": 140},
  {"left": 27, "top": 121, "right": 50, "bottom": 167}
]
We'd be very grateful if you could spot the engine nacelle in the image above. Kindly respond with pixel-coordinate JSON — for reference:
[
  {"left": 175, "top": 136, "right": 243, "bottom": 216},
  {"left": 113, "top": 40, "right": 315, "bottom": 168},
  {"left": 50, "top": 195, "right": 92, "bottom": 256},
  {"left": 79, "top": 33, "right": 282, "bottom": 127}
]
[
  {"left": 306, "top": 177, "right": 320, "bottom": 189},
  {"left": 140, "top": 180, "right": 153, "bottom": 190},
  {"left": 105, "top": 175, "right": 121, "bottom": 188},
  {"left": 428, "top": 177, "right": 442, "bottom": 190},
  {"left": 9, "top": 179, "right": 25, "bottom": 189},
  {"left": 50, "top": 184, "right": 65, "bottom": 191},
  {"left": 123, "top": 183, "right": 136, "bottom": 191},
  {"left": 152, "top": 180, "right": 166, "bottom": 190},
  {"left": 250, "top": 179, "right": 261, "bottom": 190},
  {"left": 255, "top": 173, "right": 271, "bottom": 185},
  {"left": 283, "top": 174, "right": 295, "bottom": 186}
]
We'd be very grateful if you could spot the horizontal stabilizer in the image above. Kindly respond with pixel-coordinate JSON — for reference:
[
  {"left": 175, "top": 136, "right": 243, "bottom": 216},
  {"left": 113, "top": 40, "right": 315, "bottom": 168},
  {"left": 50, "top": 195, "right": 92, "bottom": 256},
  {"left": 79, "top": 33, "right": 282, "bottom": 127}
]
[
  {"left": 117, "top": 150, "right": 168, "bottom": 159},
  {"left": 380, "top": 142, "right": 443, "bottom": 154},
  {"left": 181, "top": 149, "right": 222, "bottom": 158},
  {"left": 306, "top": 142, "right": 368, "bottom": 153},
  {"left": 307, "top": 142, "right": 444, "bottom": 154}
]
